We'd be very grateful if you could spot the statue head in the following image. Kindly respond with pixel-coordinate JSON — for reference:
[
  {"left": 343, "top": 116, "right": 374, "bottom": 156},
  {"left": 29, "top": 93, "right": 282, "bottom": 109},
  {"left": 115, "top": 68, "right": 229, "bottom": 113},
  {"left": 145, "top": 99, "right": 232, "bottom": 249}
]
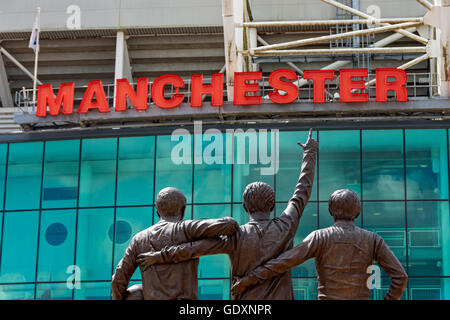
[
  {"left": 243, "top": 182, "right": 275, "bottom": 216},
  {"left": 155, "top": 187, "right": 187, "bottom": 220},
  {"left": 328, "top": 189, "right": 361, "bottom": 221}
]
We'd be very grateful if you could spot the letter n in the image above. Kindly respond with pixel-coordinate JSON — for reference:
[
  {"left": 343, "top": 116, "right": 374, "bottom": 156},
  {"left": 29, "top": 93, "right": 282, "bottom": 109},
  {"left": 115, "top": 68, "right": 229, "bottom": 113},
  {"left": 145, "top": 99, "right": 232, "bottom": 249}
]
[
  {"left": 36, "top": 83, "right": 74, "bottom": 117},
  {"left": 115, "top": 78, "right": 149, "bottom": 111}
]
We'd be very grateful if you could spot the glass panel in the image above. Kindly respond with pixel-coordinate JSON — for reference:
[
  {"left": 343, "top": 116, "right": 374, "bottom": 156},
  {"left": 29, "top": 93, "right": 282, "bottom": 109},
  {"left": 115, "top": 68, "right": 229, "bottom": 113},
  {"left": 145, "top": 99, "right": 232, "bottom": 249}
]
[
  {"left": 319, "top": 202, "right": 334, "bottom": 229},
  {"left": 194, "top": 132, "right": 231, "bottom": 203},
  {"left": 117, "top": 136, "right": 155, "bottom": 206},
  {"left": 0, "top": 144, "right": 7, "bottom": 209},
  {"left": 319, "top": 130, "right": 360, "bottom": 201},
  {"left": 0, "top": 284, "right": 34, "bottom": 300},
  {"left": 113, "top": 206, "right": 153, "bottom": 281},
  {"left": 408, "top": 201, "right": 450, "bottom": 277},
  {"left": 232, "top": 204, "right": 248, "bottom": 226},
  {"left": 408, "top": 278, "right": 447, "bottom": 300},
  {"left": 74, "top": 282, "right": 111, "bottom": 300},
  {"left": 363, "top": 201, "right": 407, "bottom": 275},
  {"left": 233, "top": 130, "right": 276, "bottom": 203},
  {"left": 362, "top": 130, "right": 404, "bottom": 200},
  {"left": 405, "top": 129, "right": 448, "bottom": 200},
  {"left": 276, "top": 202, "right": 318, "bottom": 277},
  {"left": 0, "top": 211, "right": 38, "bottom": 283},
  {"left": 371, "top": 277, "right": 407, "bottom": 300},
  {"left": 42, "top": 140, "right": 80, "bottom": 209},
  {"left": 36, "top": 283, "right": 72, "bottom": 300},
  {"left": 5, "top": 142, "right": 43, "bottom": 210},
  {"left": 155, "top": 134, "right": 193, "bottom": 204},
  {"left": 193, "top": 205, "right": 231, "bottom": 278},
  {"left": 276, "top": 131, "right": 317, "bottom": 202},
  {"left": 76, "top": 208, "right": 114, "bottom": 281},
  {"left": 198, "top": 279, "right": 229, "bottom": 300},
  {"left": 37, "top": 210, "right": 76, "bottom": 282},
  {"left": 292, "top": 278, "right": 318, "bottom": 300},
  {"left": 79, "top": 138, "right": 117, "bottom": 207}
]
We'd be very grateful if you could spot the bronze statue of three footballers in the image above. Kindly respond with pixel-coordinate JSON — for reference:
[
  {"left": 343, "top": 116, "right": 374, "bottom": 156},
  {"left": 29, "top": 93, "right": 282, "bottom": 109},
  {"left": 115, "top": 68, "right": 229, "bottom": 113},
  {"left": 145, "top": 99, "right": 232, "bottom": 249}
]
[{"left": 111, "top": 129, "right": 408, "bottom": 300}]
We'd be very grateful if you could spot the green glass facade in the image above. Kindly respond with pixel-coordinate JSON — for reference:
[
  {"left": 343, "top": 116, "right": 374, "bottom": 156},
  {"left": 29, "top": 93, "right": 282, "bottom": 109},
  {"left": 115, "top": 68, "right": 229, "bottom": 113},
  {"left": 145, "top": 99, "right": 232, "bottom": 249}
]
[{"left": 0, "top": 128, "right": 449, "bottom": 300}]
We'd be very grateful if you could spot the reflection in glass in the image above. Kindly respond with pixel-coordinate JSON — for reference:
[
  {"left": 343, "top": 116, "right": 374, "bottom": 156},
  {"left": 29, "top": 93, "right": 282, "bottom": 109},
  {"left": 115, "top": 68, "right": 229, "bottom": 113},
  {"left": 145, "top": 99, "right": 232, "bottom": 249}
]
[
  {"left": 193, "top": 205, "right": 231, "bottom": 278},
  {"left": 79, "top": 138, "right": 117, "bottom": 207},
  {"left": 42, "top": 140, "right": 80, "bottom": 209},
  {"left": 5, "top": 142, "right": 43, "bottom": 210},
  {"left": 198, "top": 279, "right": 230, "bottom": 300},
  {"left": 363, "top": 201, "right": 407, "bottom": 274},
  {"left": 232, "top": 204, "right": 249, "bottom": 226},
  {"left": 362, "top": 130, "right": 404, "bottom": 200},
  {"left": 36, "top": 283, "right": 72, "bottom": 300},
  {"left": 292, "top": 278, "right": 318, "bottom": 300},
  {"left": 113, "top": 206, "right": 153, "bottom": 280},
  {"left": 0, "top": 284, "right": 34, "bottom": 300},
  {"left": 0, "top": 211, "right": 38, "bottom": 283},
  {"left": 319, "top": 130, "right": 360, "bottom": 200},
  {"left": 407, "top": 278, "right": 450, "bottom": 300},
  {"left": 233, "top": 130, "right": 275, "bottom": 203},
  {"left": 408, "top": 201, "right": 450, "bottom": 277},
  {"left": 117, "top": 136, "right": 155, "bottom": 206},
  {"left": 74, "top": 282, "right": 111, "bottom": 300},
  {"left": 37, "top": 210, "right": 76, "bottom": 282},
  {"left": 194, "top": 132, "right": 231, "bottom": 203},
  {"left": 371, "top": 277, "right": 407, "bottom": 300},
  {"left": 76, "top": 208, "right": 114, "bottom": 281},
  {"left": 156, "top": 134, "right": 193, "bottom": 204},
  {"left": 405, "top": 129, "right": 448, "bottom": 200},
  {"left": 276, "top": 202, "right": 318, "bottom": 277},
  {"left": 0, "top": 144, "right": 7, "bottom": 209},
  {"left": 276, "top": 131, "right": 317, "bottom": 202}
]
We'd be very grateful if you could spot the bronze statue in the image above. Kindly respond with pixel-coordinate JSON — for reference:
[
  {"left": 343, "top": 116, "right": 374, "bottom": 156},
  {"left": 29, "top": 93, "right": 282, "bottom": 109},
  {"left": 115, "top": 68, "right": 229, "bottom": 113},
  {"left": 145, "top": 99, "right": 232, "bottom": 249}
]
[
  {"left": 110, "top": 187, "right": 239, "bottom": 300},
  {"left": 136, "top": 129, "right": 318, "bottom": 300},
  {"left": 231, "top": 189, "right": 408, "bottom": 300}
]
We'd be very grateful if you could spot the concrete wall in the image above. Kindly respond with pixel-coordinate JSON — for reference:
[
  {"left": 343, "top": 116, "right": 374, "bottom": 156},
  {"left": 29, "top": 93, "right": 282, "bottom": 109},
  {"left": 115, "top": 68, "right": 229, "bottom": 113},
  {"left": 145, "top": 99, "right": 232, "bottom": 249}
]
[{"left": 0, "top": 0, "right": 429, "bottom": 33}]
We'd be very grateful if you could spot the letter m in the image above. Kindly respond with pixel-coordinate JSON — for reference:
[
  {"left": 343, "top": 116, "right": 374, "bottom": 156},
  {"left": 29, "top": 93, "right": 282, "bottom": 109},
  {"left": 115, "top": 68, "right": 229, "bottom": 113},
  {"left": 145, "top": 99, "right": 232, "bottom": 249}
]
[{"left": 37, "top": 82, "right": 75, "bottom": 117}]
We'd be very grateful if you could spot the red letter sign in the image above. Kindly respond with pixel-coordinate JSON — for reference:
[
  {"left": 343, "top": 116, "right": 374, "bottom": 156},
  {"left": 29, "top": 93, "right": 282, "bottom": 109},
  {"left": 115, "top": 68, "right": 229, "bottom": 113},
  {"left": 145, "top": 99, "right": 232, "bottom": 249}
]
[
  {"left": 268, "top": 69, "right": 298, "bottom": 104},
  {"left": 36, "top": 82, "right": 74, "bottom": 117},
  {"left": 115, "top": 78, "right": 149, "bottom": 111},
  {"left": 190, "top": 73, "right": 223, "bottom": 107},
  {"left": 151, "top": 74, "right": 185, "bottom": 109},
  {"left": 303, "top": 70, "right": 335, "bottom": 103},
  {"left": 234, "top": 72, "right": 262, "bottom": 105},
  {"left": 376, "top": 68, "right": 408, "bottom": 102},
  {"left": 340, "top": 69, "right": 369, "bottom": 103},
  {"left": 77, "top": 80, "right": 110, "bottom": 114}
]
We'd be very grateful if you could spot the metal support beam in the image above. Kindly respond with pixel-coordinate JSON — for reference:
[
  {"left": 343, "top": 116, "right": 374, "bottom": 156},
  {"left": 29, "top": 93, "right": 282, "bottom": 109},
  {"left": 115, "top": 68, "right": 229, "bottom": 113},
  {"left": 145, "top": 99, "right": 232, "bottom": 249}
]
[
  {"left": 114, "top": 31, "right": 132, "bottom": 82},
  {"left": 417, "top": 0, "right": 434, "bottom": 10},
  {"left": 320, "top": 0, "right": 429, "bottom": 45},
  {"left": 234, "top": 0, "right": 244, "bottom": 72},
  {"left": 424, "top": 1, "right": 450, "bottom": 97},
  {"left": 113, "top": 31, "right": 133, "bottom": 108},
  {"left": 0, "top": 47, "right": 43, "bottom": 86},
  {"left": 0, "top": 52, "right": 13, "bottom": 107},
  {"left": 246, "top": 47, "right": 427, "bottom": 56},
  {"left": 240, "top": 18, "right": 424, "bottom": 28},
  {"left": 222, "top": 0, "right": 238, "bottom": 101},
  {"left": 251, "top": 22, "right": 421, "bottom": 53}
]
